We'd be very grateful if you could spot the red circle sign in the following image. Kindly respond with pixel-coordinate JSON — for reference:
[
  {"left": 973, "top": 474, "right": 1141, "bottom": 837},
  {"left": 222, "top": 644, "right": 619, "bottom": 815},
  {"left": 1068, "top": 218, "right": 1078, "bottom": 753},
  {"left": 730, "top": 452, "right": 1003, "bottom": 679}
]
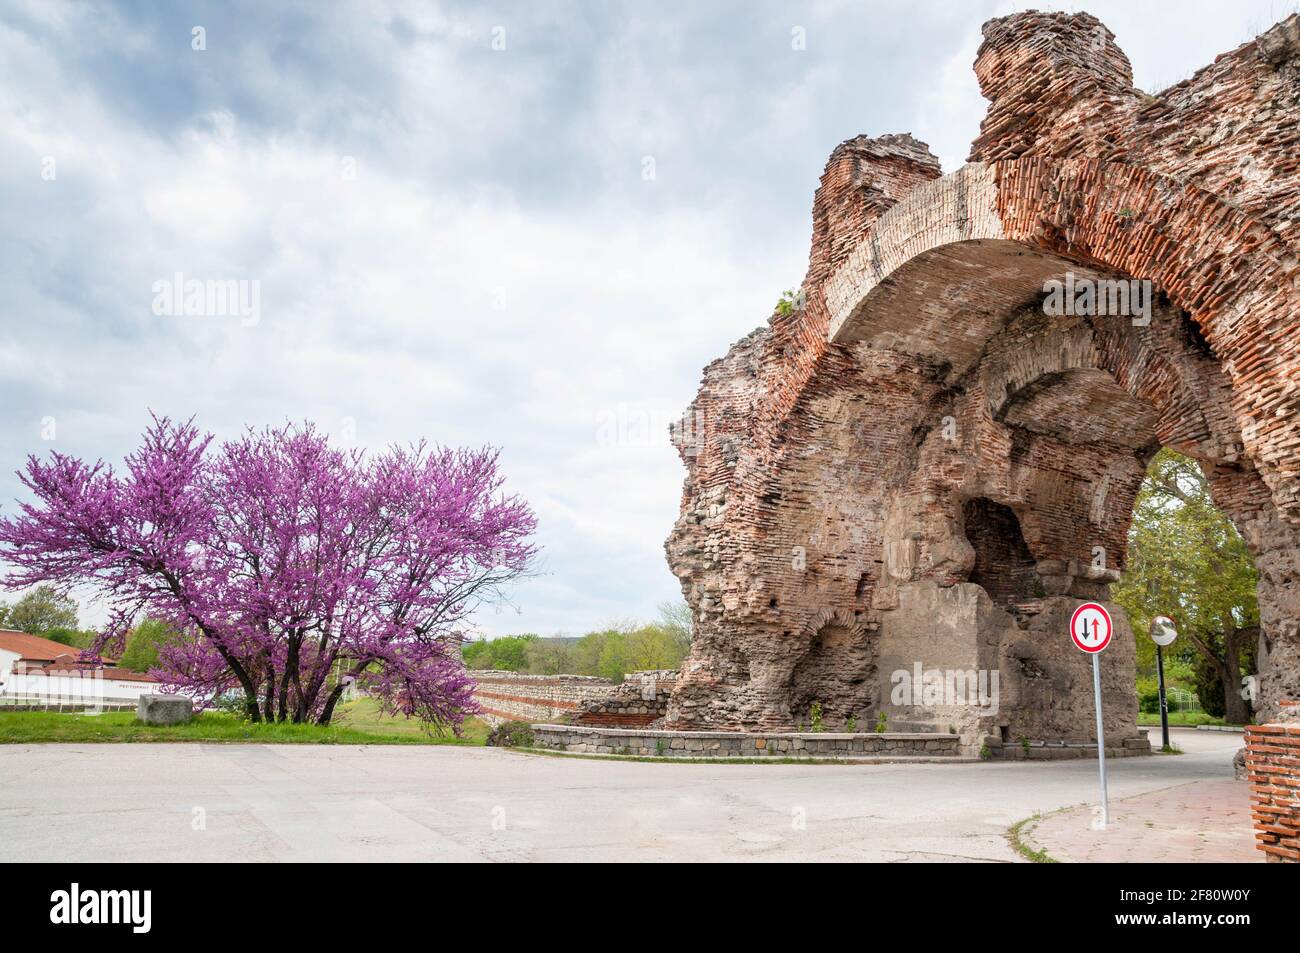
[{"left": 1070, "top": 602, "right": 1113, "bottom": 653}]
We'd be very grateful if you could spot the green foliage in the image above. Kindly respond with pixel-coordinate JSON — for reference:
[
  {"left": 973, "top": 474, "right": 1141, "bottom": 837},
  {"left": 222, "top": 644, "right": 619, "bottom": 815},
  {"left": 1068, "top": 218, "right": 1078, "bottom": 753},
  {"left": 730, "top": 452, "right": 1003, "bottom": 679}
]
[
  {"left": 40, "top": 626, "right": 94, "bottom": 649},
  {"left": 809, "top": 701, "right": 824, "bottom": 732},
  {"left": 0, "top": 585, "right": 78, "bottom": 636},
  {"left": 775, "top": 288, "right": 804, "bottom": 316},
  {"left": 467, "top": 604, "right": 693, "bottom": 682},
  {"left": 462, "top": 634, "right": 538, "bottom": 672},
  {"left": 486, "top": 720, "right": 535, "bottom": 748},
  {"left": 1193, "top": 653, "right": 1227, "bottom": 718},
  {"left": 1136, "top": 676, "right": 1162, "bottom": 714},
  {"left": 118, "top": 617, "right": 178, "bottom": 672},
  {"left": 1113, "top": 449, "right": 1258, "bottom": 719}
]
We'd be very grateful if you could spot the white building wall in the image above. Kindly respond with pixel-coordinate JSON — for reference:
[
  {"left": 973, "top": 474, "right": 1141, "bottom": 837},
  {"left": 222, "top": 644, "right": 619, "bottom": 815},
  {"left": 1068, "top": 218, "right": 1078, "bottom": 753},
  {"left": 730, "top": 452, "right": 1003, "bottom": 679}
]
[{"left": 0, "top": 672, "right": 161, "bottom": 703}]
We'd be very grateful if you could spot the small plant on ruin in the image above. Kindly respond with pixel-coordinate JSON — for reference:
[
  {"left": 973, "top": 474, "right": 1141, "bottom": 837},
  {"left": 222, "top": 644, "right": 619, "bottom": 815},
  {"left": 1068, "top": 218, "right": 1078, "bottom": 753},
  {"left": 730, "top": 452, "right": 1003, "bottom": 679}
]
[
  {"left": 775, "top": 288, "right": 805, "bottom": 316},
  {"left": 875, "top": 711, "right": 888, "bottom": 733},
  {"left": 845, "top": 715, "right": 857, "bottom": 733},
  {"left": 809, "top": 701, "right": 824, "bottom": 732}
]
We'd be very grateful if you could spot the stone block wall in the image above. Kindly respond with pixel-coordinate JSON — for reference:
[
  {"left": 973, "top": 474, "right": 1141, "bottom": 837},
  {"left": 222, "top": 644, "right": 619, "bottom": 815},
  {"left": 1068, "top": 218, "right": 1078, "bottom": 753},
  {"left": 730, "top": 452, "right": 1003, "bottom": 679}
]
[
  {"left": 470, "top": 671, "right": 617, "bottom": 725},
  {"left": 1245, "top": 710, "right": 1300, "bottom": 862},
  {"left": 471, "top": 670, "right": 677, "bottom": 727},
  {"left": 529, "top": 724, "right": 961, "bottom": 759}
]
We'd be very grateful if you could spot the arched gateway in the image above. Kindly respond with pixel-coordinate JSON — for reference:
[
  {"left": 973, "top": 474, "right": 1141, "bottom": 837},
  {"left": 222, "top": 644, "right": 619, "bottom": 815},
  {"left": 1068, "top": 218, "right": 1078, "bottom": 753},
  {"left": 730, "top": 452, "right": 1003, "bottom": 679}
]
[{"left": 663, "top": 10, "right": 1300, "bottom": 770}]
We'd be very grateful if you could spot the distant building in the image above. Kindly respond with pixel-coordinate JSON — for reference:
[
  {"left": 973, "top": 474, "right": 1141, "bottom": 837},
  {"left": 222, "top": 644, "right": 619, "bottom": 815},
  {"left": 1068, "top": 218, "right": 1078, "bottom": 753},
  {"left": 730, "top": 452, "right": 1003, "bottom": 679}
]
[{"left": 0, "top": 629, "right": 161, "bottom": 706}]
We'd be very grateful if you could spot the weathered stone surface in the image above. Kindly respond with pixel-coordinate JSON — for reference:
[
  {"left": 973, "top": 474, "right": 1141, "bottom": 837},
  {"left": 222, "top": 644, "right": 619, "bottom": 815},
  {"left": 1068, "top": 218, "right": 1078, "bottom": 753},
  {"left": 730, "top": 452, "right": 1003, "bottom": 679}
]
[
  {"left": 136, "top": 694, "right": 192, "bottom": 726},
  {"left": 470, "top": 670, "right": 675, "bottom": 727},
  {"left": 663, "top": 12, "right": 1300, "bottom": 746}
]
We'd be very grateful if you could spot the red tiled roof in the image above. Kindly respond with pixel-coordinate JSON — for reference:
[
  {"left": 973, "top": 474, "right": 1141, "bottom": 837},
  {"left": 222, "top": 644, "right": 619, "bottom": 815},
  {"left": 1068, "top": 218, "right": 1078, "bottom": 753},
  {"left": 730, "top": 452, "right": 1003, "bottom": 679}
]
[{"left": 0, "top": 629, "right": 85, "bottom": 661}]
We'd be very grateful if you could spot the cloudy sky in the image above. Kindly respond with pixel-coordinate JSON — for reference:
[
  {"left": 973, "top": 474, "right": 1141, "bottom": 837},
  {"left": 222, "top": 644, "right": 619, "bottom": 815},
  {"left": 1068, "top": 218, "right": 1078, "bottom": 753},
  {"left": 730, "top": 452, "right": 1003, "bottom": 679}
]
[{"left": 0, "top": 0, "right": 1290, "bottom": 637}]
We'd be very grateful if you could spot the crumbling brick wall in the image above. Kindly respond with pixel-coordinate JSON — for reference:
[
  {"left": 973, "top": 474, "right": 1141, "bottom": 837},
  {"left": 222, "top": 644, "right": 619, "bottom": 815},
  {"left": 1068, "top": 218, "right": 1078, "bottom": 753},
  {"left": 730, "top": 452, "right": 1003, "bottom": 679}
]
[
  {"left": 471, "top": 670, "right": 676, "bottom": 727},
  {"left": 1245, "top": 707, "right": 1300, "bottom": 862},
  {"left": 565, "top": 671, "right": 677, "bottom": 727},
  {"left": 470, "top": 671, "right": 617, "bottom": 725},
  {"left": 664, "top": 11, "right": 1300, "bottom": 762}
]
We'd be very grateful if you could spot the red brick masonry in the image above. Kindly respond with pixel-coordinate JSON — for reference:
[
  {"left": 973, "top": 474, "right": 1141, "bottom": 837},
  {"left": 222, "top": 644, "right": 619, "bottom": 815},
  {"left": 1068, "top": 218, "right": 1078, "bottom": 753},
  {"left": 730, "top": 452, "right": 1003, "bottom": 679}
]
[{"left": 1245, "top": 722, "right": 1300, "bottom": 862}]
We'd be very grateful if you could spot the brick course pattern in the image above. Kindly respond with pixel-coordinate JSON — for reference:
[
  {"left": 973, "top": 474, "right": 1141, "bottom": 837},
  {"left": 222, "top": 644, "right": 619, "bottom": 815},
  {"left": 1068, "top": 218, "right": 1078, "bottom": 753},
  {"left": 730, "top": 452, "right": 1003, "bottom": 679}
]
[
  {"left": 664, "top": 9, "right": 1300, "bottom": 789},
  {"left": 471, "top": 670, "right": 676, "bottom": 727},
  {"left": 1245, "top": 709, "right": 1300, "bottom": 863},
  {"left": 470, "top": 671, "right": 617, "bottom": 726}
]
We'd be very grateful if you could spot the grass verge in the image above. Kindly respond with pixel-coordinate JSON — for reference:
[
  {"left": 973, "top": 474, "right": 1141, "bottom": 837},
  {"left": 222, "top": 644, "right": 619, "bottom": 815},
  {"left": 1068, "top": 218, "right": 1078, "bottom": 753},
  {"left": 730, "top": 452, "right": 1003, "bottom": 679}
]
[
  {"left": 1007, "top": 814, "right": 1060, "bottom": 864},
  {"left": 0, "top": 700, "right": 488, "bottom": 746},
  {"left": 1137, "top": 711, "right": 1229, "bottom": 728}
]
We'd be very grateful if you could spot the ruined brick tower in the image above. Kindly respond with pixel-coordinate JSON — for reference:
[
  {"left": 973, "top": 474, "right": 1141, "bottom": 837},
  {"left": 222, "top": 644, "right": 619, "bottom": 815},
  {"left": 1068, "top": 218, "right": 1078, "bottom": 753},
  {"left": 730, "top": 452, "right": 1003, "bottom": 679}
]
[{"left": 664, "top": 11, "right": 1300, "bottom": 754}]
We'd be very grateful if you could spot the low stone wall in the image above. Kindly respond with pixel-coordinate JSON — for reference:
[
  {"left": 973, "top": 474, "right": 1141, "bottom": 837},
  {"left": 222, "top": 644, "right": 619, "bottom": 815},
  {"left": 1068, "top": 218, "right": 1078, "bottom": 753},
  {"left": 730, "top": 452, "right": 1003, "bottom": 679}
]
[
  {"left": 470, "top": 671, "right": 616, "bottom": 725},
  {"left": 1245, "top": 714, "right": 1300, "bottom": 863},
  {"left": 529, "top": 724, "right": 962, "bottom": 759},
  {"left": 981, "top": 731, "right": 1152, "bottom": 760}
]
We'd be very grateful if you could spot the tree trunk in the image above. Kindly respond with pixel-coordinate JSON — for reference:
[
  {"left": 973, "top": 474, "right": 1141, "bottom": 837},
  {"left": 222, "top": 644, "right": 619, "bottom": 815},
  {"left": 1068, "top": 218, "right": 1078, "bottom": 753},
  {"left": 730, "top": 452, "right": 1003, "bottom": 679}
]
[
  {"left": 317, "top": 683, "right": 346, "bottom": 726},
  {"left": 278, "top": 636, "right": 301, "bottom": 723},
  {"left": 1221, "top": 627, "right": 1251, "bottom": 725},
  {"left": 263, "top": 657, "right": 277, "bottom": 723}
]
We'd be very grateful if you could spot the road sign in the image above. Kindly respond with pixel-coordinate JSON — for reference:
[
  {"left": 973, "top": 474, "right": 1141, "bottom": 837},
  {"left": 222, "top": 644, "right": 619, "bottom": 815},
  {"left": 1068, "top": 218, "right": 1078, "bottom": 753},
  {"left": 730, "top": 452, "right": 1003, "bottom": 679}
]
[
  {"left": 1070, "top": 602, "right": 1113, "bottom": 653},
  {"left": 1071, "top": 601, "right": 1113, "bottom": 827},
  {"left": 1149, "top": 615, "right": 1178, "bottom": 647}
]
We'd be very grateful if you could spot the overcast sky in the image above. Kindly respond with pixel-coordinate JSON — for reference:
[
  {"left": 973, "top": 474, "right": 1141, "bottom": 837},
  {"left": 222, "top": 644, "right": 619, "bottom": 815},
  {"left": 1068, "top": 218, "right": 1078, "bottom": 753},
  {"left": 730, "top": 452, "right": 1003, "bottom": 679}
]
[{"left": 0, "top": 0, "right": 1291, "bottom": 637}]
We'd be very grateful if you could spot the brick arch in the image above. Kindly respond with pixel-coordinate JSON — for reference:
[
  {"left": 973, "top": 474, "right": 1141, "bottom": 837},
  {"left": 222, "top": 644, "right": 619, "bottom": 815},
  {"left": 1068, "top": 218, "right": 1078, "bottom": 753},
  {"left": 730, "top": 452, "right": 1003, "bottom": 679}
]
[{"left": 823, "top": 159, "right": 1299, "bottom": 524}]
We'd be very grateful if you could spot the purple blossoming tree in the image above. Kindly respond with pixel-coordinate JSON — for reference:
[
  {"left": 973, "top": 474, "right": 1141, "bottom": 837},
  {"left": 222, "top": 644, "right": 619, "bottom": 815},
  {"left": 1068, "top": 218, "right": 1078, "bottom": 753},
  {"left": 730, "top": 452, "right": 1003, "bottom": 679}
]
[{"left": 0, "top": 416, "right": 537, "bottom": 729}]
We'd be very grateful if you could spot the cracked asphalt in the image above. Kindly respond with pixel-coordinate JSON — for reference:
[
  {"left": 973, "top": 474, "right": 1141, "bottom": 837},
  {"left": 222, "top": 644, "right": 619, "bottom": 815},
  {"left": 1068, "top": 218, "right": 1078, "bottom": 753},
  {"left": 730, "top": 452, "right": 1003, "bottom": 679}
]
[{"left": 0, "top": 728, "right": 1244, "bottom": 862}]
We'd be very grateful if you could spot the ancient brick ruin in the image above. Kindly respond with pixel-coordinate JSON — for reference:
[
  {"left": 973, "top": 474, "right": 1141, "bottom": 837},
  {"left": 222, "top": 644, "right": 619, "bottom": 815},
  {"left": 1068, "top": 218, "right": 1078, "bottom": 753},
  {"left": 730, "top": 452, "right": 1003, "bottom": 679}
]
[{"left": 663, "top": 8, "right": 1300, "bottom": 775}]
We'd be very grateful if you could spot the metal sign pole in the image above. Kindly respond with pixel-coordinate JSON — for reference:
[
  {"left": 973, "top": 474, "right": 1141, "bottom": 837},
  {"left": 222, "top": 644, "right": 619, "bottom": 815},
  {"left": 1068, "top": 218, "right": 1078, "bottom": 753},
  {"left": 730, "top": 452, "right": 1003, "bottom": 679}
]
[
  {"left": 1092, "top": 652, "right": 1110, "bottom": 827},
  {"left": 1156, "top": 642, "right": 1170, "bottom": 750}
]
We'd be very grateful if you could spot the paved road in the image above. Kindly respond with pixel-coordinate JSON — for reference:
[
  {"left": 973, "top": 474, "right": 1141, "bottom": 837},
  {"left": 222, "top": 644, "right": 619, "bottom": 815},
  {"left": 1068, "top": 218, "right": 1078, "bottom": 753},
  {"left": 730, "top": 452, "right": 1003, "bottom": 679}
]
[{"left": 0, "top": 728, "right": 1245, "bottom": 862}]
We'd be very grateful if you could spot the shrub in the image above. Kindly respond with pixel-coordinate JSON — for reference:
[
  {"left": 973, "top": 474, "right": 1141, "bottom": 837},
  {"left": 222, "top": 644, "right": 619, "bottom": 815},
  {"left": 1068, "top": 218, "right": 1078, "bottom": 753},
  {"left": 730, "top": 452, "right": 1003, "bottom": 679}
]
[
  {"left": 486, "top": 721, "right": 535, "bottom": 748},
  {"left": 1136, "top": 676, "right": 1163, "bottom": 714}
]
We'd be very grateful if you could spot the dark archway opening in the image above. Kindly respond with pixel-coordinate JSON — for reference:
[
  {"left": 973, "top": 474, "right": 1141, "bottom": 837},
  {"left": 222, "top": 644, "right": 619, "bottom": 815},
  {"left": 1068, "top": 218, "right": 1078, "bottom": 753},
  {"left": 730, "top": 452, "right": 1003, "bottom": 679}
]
[{"left": 962, "top": 498, "right": 1039, "bottom": 608}]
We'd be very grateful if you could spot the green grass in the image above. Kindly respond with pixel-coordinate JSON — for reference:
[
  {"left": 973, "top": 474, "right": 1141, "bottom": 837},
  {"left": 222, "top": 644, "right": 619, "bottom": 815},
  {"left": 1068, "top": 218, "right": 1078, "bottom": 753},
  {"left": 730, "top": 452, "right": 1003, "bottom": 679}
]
[
  {"left": 0, "top": 700, "right": 489, "bottom": 746},
  {"left": 1007, "top": 814, "right": 1060, "bottom": 864},
  {"left": 1137, "top": 711, "right": 1231, "bottom": 728}
]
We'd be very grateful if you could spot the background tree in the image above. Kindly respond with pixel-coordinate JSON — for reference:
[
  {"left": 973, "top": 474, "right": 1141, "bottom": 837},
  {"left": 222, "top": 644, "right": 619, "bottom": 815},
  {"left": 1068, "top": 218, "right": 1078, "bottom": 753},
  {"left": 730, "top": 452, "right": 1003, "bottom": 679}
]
[
  {"left": 1113, "top": 448, "right": 1258, "bottom": 724},
  {"left": 657, "top": 599, "right": 692, "bottom": 655},
  {"left": 0, "top": 584, "right": 78, "bottom": 636},
  {"left": 0, "top": 416, "right": 537, "bottom": 730},
  {"left": 117, "top": 617, "right": 179, "bottom": 673}
]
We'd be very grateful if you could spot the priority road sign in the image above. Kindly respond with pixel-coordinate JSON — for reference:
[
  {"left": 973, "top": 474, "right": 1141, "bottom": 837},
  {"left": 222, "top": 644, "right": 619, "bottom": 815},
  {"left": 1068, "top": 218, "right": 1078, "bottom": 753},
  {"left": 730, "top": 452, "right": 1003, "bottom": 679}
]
[
  {"left": 1070, "top": 602, "right": 1113, "bottom": 654},
  {"left": 1070, "top": 600, "right": 1114, "bottom": 827}
]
